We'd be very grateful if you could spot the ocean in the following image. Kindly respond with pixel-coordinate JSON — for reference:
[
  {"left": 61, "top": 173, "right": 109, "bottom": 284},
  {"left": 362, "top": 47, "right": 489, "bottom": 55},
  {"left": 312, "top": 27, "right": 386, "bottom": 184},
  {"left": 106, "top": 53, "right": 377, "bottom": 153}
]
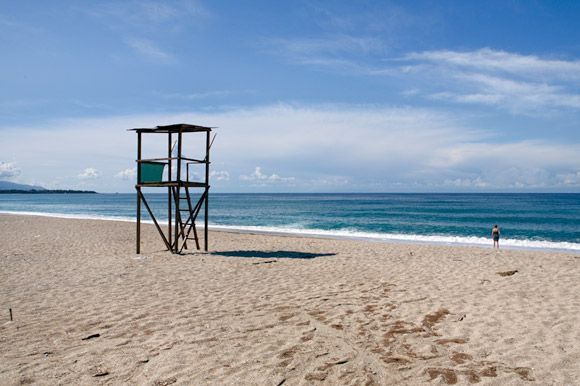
[{"left": 0, "top": 193, "right": 579, "bottom": 252}]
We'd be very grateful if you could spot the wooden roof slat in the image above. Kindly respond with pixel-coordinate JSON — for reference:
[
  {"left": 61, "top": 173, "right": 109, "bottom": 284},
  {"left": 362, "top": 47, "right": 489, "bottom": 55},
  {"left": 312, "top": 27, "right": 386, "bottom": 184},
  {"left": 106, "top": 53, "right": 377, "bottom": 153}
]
[{"left": 129, "top": 123, "right": 214, "bottom": 133}]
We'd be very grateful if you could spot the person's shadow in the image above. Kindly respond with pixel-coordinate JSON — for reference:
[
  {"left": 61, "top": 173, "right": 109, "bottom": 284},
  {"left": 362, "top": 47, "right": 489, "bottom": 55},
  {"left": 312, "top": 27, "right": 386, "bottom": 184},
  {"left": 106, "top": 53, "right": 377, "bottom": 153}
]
[{"left": 211, "top": 250, "right": 336, "bottom": 260}]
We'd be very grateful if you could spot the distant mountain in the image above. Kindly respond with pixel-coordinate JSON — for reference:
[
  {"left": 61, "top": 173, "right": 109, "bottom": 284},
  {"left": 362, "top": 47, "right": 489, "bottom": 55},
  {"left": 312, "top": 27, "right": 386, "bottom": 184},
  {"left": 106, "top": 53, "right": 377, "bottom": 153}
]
[
  {"left": 0, "top": 180, "right": 46, "bottom": 191},
  {"left": 0, "top": 180, "right": 97, "bottom": 194}
]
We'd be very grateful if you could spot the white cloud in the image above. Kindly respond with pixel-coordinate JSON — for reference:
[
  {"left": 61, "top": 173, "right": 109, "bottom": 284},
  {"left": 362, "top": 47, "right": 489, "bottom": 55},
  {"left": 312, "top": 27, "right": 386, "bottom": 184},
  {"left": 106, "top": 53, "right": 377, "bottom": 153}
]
[
  {"left": 268, "top": 35, "right": 386, "bottom": 60},
  {"left": 406, "top": 48, "right": 580, "bottom": 80},
  {"left": 139, "top": 2, "right": 180, "bottom": 22},
  {"left": 78, "top": 168, "right": 100, "bottom": 179},
  {"left": 263, "top": 2, "right": 422, "bottom": 74},
  {"left": 556, "top": 171, "right": 580, "bottom": 185},
  {"left": 138, "top": 0, "right": 210, "bottom": 22},
  {"left": 426, "top": 73, "right": 580, "bottom": 112},
  {"left": 159, "top": 89, "right": 255, "bottom": 100},
  {"left": 79, "top": 1, "right": 210, "bottom": 65},
  {"left": 240, "top": 167, "right": 295, "bottom": 184},
  {"left": 84, "top": 1, "right": 209, "bottom": 26},
  {"left": 267, "top": 40, "right": 580, "bottom": 114},
  {"left": 124, "top": 37, "right": 175, "bottom": 63},
  {"left": 311, "top": 176, "right": 349, "bottom": 187},
  {"left": 210, "top": 170, "right": 230, "bottom": 181},
  {"left": 427, "top": 141, "right": 579, "bottom": 170},
  {"left": 0, "top": 104, "right": 578, "bottom": 192},
  {"left": 0, "top": 161, "right": 21, "bottom": 178},
  {"left": 263, "top": 35, "right": 391, "bottom": 76},
  {"left": 400, "top": 48, "right": 580, "bottom": 114},
  {"left": 442, "top": 177, "right": 489, "bottom": 188},
  {"left": 115, "top": 167, "right": 136, "bottom": 180}
]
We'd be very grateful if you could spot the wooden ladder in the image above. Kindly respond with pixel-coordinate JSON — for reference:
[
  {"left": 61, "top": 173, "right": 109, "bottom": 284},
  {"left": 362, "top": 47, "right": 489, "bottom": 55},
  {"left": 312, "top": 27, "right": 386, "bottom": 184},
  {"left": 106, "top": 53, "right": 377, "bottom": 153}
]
[{"left": 172, "top": 186, "right": 205, "bottom": 253}]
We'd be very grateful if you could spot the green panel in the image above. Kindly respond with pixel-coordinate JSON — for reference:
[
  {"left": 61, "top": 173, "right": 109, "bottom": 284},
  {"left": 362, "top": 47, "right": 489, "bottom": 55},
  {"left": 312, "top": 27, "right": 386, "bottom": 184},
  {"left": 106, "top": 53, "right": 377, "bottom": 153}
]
[{"left": 140, "top": 161, "right": 166, "bottom": 183}]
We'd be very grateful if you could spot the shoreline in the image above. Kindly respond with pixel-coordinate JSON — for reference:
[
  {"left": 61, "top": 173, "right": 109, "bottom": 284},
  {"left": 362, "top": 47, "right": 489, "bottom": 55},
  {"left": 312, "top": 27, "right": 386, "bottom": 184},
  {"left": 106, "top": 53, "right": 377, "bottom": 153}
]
[{"left": 1, "top": 210, "right": 578, "bottom": 253}]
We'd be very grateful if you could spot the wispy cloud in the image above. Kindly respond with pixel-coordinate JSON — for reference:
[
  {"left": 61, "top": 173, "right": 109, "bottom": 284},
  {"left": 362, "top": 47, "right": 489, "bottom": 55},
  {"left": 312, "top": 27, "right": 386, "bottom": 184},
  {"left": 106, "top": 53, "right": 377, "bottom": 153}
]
[
  {"left": 261, "top": 3, "right": 404, "bottom": 74},
  {"left": 428, "top": 73, "right": 580, "bottom": 111},
  {"left": 442, "top": 177, "right": 489, "bottom": 189},
  {"left": 124, "top": 37, "right": 175, "bottom": 63},
  {"left": 262, "top": 2, "right": 428, "bottom": 75},
  {"left": 403, "top": 48, "right": 580, "bottom": 114},
  {"left": 80, "top": 1, "right": 210, "bottom": 64},
  {"left": 308, "top": 175, "right": 349, "bottom": 187},
  {"left": 267, "top": 30, "right": 580, "bottom": 114},
  {"left": 406, "top": 48, "right": 580, "bottom": 80},
  {"left": 138, "top": 2, "right": 181, "bottom": 23},
  {"left": 159, "top": 89, "right": 255, "bottom": 100},
  {"left": 269, "top": 35, "right": 386, "bottom": 59},
  {"left": 83, "top": 0, "right": 209, "bottom": 28},
  {"left": 264, "top": 35, "right": 388, "bottom": 75}
]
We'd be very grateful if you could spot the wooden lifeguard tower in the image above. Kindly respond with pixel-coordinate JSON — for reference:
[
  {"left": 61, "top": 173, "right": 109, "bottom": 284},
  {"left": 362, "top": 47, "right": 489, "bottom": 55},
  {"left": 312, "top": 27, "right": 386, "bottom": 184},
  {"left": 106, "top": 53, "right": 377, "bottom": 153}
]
[{"left": 131, "top": 123, "right": 214, "bottom": 254}]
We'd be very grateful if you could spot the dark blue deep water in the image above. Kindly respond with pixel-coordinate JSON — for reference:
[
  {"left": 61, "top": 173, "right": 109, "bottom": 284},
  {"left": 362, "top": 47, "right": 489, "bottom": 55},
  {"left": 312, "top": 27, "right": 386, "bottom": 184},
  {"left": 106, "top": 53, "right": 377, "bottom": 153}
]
[{"left": 1, "top": 193, "right": 578, "bottom": 251}]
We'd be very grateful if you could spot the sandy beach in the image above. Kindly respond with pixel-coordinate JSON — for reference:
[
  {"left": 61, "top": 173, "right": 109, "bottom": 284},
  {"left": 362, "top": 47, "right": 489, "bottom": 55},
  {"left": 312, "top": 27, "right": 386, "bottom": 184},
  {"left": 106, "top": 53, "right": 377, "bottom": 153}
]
[{"left": 0, "top": 213, "right": 579, "bottom": 385}]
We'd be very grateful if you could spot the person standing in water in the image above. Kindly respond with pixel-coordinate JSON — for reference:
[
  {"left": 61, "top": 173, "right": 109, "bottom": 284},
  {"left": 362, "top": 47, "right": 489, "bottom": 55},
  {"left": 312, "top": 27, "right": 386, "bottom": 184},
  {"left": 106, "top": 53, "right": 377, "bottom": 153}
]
[{"left": 492, "top": 224, "right": 500, "bottom": 249}]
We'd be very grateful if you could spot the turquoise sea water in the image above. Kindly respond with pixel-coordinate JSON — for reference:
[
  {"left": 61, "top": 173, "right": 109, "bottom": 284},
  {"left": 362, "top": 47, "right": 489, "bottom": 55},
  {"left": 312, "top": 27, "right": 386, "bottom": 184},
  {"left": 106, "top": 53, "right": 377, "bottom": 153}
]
[{"left": 0, "top": 193, "right": 579, "bottom": 251}]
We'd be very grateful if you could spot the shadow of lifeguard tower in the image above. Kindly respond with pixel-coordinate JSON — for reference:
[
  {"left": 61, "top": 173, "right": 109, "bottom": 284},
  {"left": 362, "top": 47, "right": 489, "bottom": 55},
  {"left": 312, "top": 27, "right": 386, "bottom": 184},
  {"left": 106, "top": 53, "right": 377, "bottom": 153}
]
[{"left": 130, "top": 124, "right": 214, "bottom": 254}]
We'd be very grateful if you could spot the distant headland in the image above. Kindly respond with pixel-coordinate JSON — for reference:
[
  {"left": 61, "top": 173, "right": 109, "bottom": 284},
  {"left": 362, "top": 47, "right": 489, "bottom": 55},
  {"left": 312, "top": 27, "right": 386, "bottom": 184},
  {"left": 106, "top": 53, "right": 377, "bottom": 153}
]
[
  {"left": 0, "top": 180, "right": 97, "bottom": 194},
  {"left": 0, "top": 189, "right": 97, "bottom": 194}
]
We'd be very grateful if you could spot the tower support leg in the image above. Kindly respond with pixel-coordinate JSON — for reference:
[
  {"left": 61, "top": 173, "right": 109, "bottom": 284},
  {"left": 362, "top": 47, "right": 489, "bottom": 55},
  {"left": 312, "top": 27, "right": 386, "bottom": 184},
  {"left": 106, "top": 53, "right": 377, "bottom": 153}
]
[{"left": 136, "top": 187, "right": 141, "bottom": 254}]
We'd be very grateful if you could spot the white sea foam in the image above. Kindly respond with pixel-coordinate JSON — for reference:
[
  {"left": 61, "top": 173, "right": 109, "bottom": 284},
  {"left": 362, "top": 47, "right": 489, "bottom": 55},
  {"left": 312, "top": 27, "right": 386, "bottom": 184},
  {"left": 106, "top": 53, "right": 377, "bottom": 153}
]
[
  {"left": 1, "top": 210, "right": 135, "bottom": 222},
  {"left": 1, "top": 210, "right": 579, "bottom": 252},
  {"left": 210, "top": 224, "right": 580, "bottom": 252}
]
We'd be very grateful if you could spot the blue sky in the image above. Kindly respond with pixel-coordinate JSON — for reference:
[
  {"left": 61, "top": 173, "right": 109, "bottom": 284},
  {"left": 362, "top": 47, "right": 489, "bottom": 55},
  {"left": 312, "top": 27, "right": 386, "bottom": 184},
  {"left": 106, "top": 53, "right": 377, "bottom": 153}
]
[{"left": 1, "top": 0, "right": 579, "bottom": 192}]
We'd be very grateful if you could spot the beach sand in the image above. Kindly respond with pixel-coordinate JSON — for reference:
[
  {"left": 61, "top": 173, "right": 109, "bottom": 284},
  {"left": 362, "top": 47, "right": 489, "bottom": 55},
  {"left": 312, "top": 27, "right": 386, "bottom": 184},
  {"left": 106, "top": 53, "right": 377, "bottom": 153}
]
[{"left": 1, "top": 213, "right": 579, "bottom": 385}]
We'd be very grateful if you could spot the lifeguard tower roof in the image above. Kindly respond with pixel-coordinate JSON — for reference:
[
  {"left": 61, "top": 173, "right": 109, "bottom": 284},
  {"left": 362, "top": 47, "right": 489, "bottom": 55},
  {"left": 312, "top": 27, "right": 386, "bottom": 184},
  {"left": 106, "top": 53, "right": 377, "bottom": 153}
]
[{"left": 129, "top": 123, "right": 214, "bottom": 133}]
